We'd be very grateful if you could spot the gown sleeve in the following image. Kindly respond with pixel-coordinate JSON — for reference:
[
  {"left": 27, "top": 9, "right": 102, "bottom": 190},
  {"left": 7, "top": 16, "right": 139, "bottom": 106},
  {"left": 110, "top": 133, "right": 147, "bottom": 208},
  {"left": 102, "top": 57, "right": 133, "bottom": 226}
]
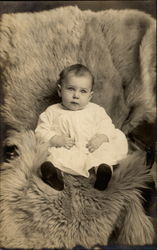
[
  {"left": 35, "top": 106, "right": 56, "bottom": 142},
  {"left": 96, "top": 106, "right": 117, "bottom": 141}
]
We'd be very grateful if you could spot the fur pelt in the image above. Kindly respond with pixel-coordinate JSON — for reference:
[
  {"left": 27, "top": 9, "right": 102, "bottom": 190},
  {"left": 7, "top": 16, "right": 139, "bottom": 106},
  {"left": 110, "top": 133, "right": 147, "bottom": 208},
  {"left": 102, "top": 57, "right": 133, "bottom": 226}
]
[
  {"left": 0, "top": 6, "right": 156, "bottom": 248},
  {"left": 0, "top": 131, "right": 155, "bottom": 248},
  {"left": 0, "top": 6, "right": 156, "bottom": 133}
]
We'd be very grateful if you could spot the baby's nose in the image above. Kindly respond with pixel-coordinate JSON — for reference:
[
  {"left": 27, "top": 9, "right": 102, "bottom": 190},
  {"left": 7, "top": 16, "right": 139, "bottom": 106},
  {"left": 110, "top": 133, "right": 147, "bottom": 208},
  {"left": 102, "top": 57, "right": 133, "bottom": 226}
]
[{"left": 73, "top": 91, "right": 80, "bottom": 99}]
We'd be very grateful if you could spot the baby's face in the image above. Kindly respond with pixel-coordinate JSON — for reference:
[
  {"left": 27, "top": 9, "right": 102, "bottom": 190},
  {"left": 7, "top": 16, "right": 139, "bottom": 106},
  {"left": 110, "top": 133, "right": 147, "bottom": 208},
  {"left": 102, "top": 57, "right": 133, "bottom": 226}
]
[{"left": 58, "top": 73, "right": 93, "bottom": 111}]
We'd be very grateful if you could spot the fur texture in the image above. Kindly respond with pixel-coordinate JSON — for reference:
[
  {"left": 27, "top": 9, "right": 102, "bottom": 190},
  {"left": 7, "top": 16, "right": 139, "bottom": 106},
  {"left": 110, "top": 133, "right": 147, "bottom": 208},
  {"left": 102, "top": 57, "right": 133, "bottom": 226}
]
[
  {"left": 0, "top": 6, "right": 156, "bottom": 248},
  {"left": 0, "top": 131, "right": 155, "bottom": 248}
]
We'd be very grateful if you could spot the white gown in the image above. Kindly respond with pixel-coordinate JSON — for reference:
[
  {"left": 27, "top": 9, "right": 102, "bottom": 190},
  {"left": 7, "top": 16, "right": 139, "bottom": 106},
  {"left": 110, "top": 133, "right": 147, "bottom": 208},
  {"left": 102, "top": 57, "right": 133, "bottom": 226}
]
[{"left": 35, "top": 102, "right": 128, "bottom": 177}]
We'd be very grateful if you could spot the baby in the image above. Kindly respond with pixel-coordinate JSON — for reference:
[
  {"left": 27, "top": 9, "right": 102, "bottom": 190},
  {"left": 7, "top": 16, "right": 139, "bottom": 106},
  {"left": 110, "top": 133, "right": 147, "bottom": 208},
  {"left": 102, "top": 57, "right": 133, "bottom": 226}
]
[{"left": 35, "top": 64, "right": 128, "bottom": 191}]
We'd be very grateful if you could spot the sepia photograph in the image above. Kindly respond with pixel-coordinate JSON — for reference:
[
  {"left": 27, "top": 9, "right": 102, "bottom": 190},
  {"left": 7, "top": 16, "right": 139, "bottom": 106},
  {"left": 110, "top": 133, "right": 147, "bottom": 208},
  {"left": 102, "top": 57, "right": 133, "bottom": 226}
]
[{"left": 0, "top": 1, "right": 156, "bottom": 249}]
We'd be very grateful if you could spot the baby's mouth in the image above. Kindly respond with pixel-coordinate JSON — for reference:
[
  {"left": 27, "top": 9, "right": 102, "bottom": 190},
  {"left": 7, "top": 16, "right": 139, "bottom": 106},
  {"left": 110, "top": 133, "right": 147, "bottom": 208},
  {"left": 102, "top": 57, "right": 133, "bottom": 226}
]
[{"left": 71, "top": 101, "right": 79, "bottom": 105}]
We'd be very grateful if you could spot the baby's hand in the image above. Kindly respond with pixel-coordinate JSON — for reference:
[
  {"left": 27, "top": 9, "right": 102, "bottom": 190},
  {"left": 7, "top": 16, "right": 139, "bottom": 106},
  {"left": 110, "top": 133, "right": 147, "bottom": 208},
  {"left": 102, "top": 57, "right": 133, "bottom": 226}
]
[
  {"left": 86, "top": 134, "right": 109, "bottom": 153},
  {"left": 64, "top": 136, "right": 75, "bottom": 149},
  {"left": 50, "top": 135, "right": 75, "bottom": 149}
]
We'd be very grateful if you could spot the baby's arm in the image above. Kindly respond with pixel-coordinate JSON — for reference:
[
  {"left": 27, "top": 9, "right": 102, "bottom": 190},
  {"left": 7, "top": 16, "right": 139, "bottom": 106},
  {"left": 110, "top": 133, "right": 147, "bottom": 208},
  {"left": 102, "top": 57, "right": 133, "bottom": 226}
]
[
  {"left": 35, "top": 108, "right": 56, "bottom": 142},
  {"left": 87, "top": 106, "right": 116, "bottom": 153},
  {"left": 35, "top": 107, "right": 74, "bottom": 149}
]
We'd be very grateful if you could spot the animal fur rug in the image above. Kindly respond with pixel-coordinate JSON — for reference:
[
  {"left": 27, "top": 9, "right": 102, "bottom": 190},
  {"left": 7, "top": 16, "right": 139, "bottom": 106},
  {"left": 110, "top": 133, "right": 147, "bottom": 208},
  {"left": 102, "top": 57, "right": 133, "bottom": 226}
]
[{"left": 0, "top": 6, "right": 156, "bottom": 248}]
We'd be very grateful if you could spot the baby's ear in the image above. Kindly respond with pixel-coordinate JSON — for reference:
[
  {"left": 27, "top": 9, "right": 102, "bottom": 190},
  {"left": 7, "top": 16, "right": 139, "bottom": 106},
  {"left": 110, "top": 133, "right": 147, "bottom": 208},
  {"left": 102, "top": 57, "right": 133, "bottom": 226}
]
[
  {"left": 89, "top": 91, "right": 93, "bottom": 100},
  {"left": 57, "top": 84, "right": 61, "bottom": 97}
]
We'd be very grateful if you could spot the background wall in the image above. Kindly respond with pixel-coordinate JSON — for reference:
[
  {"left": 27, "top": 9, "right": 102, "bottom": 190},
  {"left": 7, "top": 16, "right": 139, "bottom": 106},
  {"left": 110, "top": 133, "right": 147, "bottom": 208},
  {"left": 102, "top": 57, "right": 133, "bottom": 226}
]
[{"left": 0, "top": 1, "right": 156, "bottom": 18}]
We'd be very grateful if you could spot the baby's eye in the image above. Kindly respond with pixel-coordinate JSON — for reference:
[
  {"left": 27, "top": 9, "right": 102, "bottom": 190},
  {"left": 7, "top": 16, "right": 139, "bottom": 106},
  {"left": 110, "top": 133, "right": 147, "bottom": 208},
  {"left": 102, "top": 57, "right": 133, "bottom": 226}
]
[
  {"left": 81, "top": 89, "right": 87, "bottom": 93},
  {"left": 67, "top": 87, "right": 74, "bottom": 91}
]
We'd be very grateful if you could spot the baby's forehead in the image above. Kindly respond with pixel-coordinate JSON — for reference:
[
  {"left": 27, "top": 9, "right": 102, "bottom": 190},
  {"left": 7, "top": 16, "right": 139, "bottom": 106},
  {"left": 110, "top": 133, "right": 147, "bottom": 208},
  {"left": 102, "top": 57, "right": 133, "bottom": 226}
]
[{"left": 65, "top": 72, "right": 92, "bottom": 83}]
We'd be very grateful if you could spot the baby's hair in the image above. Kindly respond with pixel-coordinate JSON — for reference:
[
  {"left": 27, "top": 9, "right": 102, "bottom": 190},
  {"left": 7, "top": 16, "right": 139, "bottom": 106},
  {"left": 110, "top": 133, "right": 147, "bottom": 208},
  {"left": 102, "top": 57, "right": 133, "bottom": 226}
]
[{"left": 57, "top": 64, "right": 94, "bottom": 89}]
